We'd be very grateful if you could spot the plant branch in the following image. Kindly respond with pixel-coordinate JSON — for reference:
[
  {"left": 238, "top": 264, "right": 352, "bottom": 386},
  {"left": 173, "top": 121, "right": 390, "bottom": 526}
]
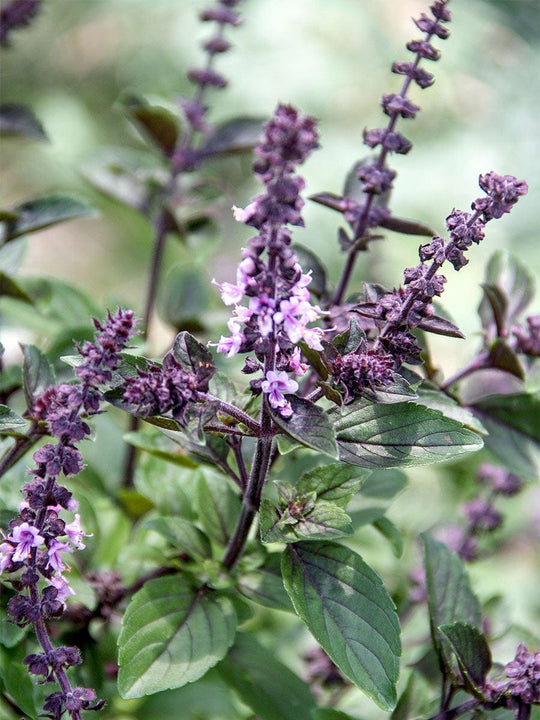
[
  {"left": 0, "top": 424, "right": 45, "bottom": 479},
  {"left": 426, "top": 699, "right": 480, "bottom": 720}
]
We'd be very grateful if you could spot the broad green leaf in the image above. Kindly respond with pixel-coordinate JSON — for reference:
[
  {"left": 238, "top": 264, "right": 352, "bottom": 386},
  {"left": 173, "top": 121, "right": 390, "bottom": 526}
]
[
  {"left": 297, "top": 463, "right": 369, "bottom": 506},
  {"left": 4, "top": 195, "right": 95, "bottom": 241},
  {"left": 359, "top": 469, "right": 407, "bottom": 500},
  {"left": 270, "top": 395, "right": 338, "bottom": 459},
  {"left": 124, "top": 429, "right": 198, "bottom": 467},
  {"left": 123, "top": 95, "right": 181, "bottom": 156},
  {"left": 0, "top": 405, "right": 26, "bottom": 434},
  {"left": 479, "top": 251, "right": 535, "bottom": 328},
  {"left": 219, "top": 633, "right": 316, "bottom": 720},
  {"left": 202, "top": 117, "right": 265, "bottom": 156},
  {"left": 415, "top": 387, "right": 486, "bottom": 434},
  {"left": 471, "top": 393, "right": 540, "bottom": 479},
  {"left": 282, "top": 541, "right": 401, "bottom": 710},
  {"left": 439, "top": 622, "right": 491, "bottom": 698},
  {"left": 196, "top": 470, "right": 241, "bottom": 546},
  {"left": 237, "top": 552, "right": 293, "bottom": 612},
  {"left": 144, "top": 516, "right": 212, "bottom": 560},
  {"left": 0, "top": 103, "right": 47, "bottom": 141},
  {"left": 423, "top": 535, "right": 482, "bottom": 675},
  {"left": 260, "top": 498, "right": 353, "bottom": 543},
  {"left": 160, "top": 267, "right": 209, "bottom": 332},
  {"left": 0, "top": 644, "right": 38, "bottom": 717},
  {"left": 118, "top": 576, "right": 236, "bottom": 698},
  {"left": 390, "top": 672, "right": 431, "bottom": 720},
  {"left": 373, "top": 516, "right": 403, "bottom": 558},
  {"left": 21, "top": 343, "right": 55, "bottom": 407},
  {"left": 0, "top": 271, "right": 33, "bottom": 303},
  {"left": 332, "top": 399, "right": 483, "bottom": 468}
]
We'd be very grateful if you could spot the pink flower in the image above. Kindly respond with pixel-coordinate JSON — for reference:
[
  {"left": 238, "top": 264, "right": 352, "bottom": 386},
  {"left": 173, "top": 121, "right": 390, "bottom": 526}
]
[
  {"left": 212, "top": 279, "right": 245, "bottom": 305},
  {"left": 8, "top": 523, "right": 44, "bottom": 563},
  {"left": 215, "top": 320, "right": 245, "bottom": 357},
  {"left": 48, "top": 573, "right": 76, "bottom": 607},
  {"left": 290, "top": 347, "right": 309, "bottom": 376},
  {"left": 0, "top": 542, "right": 14, "bottom": 573},
  {"left": 64, "top": 514, "right": 91, "bottom": 550},
  {"left": 47, "top": 539, "right": 73, "bottom": 573},
  {"left": 261, "top": 370, "right": 299, "bottom": 411}
]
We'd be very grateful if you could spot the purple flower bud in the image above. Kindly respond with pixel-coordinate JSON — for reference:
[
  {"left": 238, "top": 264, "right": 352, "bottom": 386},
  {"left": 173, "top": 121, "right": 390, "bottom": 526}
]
[
  {"left": 513, "top": 315, "right": 540, "bottom": 357},
  {"left": 406, "top": 39, "right": 440, "bottom": 60},
  {"left": 187, "top": 67, "right": 227, "bottom": 89},
  {"left": 462, "top": 498, "right": 502, "bottom": 532},
  {"left": 200, "top": 6, "right": 241, "bottom": 25},
  {"left": 473, "top": 172, "right": 529, "bottom": 220},
  {"left": 392, "top": 61, "right": 435, "bottom": 88},
  {"left": 477, "top": 464, "right": 523, "bottom": 496},
  {"left": 413, "top": 13, "right": 449, "bottom": 39},
  {"left": 381, "top": 93, "right": 420, "bottom": 119}
]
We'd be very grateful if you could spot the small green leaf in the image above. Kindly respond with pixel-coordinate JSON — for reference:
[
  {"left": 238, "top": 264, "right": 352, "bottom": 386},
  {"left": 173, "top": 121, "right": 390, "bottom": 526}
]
[
  {"left": 332, "top": 399, "right": 483, "bottom": 468},
  {"left": 381, "top": 214, "right": 435, "bottom": 237},
  {"left": 202, "top": 117, "right": 265, "bottom": 156},
  {"left": 123, "top": 95, "right": 181, "bottom": 156},
  {"left": 195, "top": 470, "right": 241, "bottom": 546},
  {"left": 282, "top": 541, "right": 401, "bottom": 710},
  {"left": 0, "top": 103, "right": 48, "bottom": 141},
  {"left": 479, "top": 251, "right": 536, "bottom": 327},
  {"left": 471, "top": 392, "right": 540, "bottom": 479},
  {"left": 297, "top": 463, "right": 369, "bottom": 506},
  {"left": 260, "top": 498, "right": 353, "bottom": 543},
  {"left": 0, "top": 271, "right": 34, "bottom": 303},
  {"left": 124, "top": 429, "right": 198, "bottom": 468},
  {"left": 487, "top": 339, "right": 525, "bottom": 380},
  {"left": 144, "top": 516, "right": 212, "bottom": 560},
  {"left": 0, "top": 405, "right": 27, "bottom": 434},
  {"left": 4, "top": 195, "right": 95, "bottom": 241},
  {"left": 218, "top": 633, "right": 316, "bottom": 720},
  {"left": 359, "top": 469, "right": 408, "bottom": 500},
  {"left": 172, "top": 330, "right": 215, "bottom": 377},
  {"left": 423, "top": 535, "right": 482, "bottom": 676},
  {"left": 21, "top": 343, "right": 55, "bottom": 407},
  {"left": 237, "top": 552, "right": 293, "bottom": 612},
  {"left": 480, "top": 283, "right": 507, "bottom": 335},
  {"left": 270, "top": 395, "right": 338, "bottom": 459},
  {"left": 373, "top": 516, "right": 403, "bottom": 557},
  {"left": 118, "top": 576, "right": 236, "bottom": 698},
  {"left": 439, "top": 622, "right": 492, "bottom": 697},
  {"left": 160, "top": 267, "right": 209, "bottom": 332},
  {"left": 332, "top": 316, "right": 366, "bottom": 355}
]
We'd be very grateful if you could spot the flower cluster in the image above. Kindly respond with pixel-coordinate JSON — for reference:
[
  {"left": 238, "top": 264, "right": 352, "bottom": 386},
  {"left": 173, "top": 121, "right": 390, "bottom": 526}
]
[
  {"left": 0, "top": 0, "right": 42, "bottom": 46},
  {"left": 344, "top": 1, "right": 451, "bottom": 239},
  {"left": 486, "top": 643, "right": 540, "bottom": 715},
  {"left": 122, "top": 349, "right": 215, "bottom": 425},
  {"left": 214, "top": 104, "right": 321, "bottom": 417},
  {"left": 331, "top": 344, "right": 395, "bottom": 402},
  {"left": 0, "top": 309, "right": 136, "bottom": 719},
  {"left": 174, "top": 0, "right": 242, "bottom": 172}
]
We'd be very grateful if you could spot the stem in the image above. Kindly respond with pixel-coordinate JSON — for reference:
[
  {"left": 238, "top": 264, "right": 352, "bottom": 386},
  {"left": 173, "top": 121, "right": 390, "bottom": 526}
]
[
  {"left": 0, "top": 425, "right": 45, "bottom": 479},
  {"left": 200, "top": 394, "right": 261, "bottom": 434},
  {"left": 440, "top": 350, "right": 490, "bottom": 391},
  {"left": 426, "top": 699, "right": 480, "bottom": 720}
]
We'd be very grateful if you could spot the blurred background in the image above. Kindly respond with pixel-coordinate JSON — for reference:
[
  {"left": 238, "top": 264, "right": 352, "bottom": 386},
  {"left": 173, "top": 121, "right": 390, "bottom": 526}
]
[{"left": 1, "top": 0, "right": 538, "bottom": 366}]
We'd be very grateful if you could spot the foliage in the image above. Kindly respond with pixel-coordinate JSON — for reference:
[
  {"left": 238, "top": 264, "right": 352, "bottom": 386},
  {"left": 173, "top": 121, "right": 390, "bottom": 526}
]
[{"left": 0, "top": 1, "right": 538, "bottom": 720}]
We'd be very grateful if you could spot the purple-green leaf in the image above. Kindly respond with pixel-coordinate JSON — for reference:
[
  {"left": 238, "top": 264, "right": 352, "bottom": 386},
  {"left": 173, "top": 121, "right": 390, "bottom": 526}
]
[
  {"left": 270, "top": 395, "right": 338, "bottom": 458},
  {"left": 282, "top": 541, "right": 401, "bottom": 710},
  {"left": 438, "top": 622, "right": 492, "bottom": 699},
  {"left": 3, "top": 195, "right": 95, "bottom": 241}
]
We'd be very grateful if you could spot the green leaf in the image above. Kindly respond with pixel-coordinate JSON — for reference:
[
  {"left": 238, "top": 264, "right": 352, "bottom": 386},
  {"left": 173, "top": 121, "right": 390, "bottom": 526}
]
[
  {"left": 423, "top": 535, "right": 482, "bottom": 675},
  {"left": 293, "top": 244, "right": 328, "bottom": 298},
  {"left": 144, "top": 516, "right": 212, "bottom": 560},
  {"left": 237, "top": 552, "right": 293, "bottom": 612},
  {"left": 195, "top": 470, "right": 241, "bottom": 546},
  {"left": 312, "top": 711, "right": 357, "bottom": 720},
  {"left": 359, "top": 469, "right": 408, "bottom": 500},
  {"left": 270, "top": 395, "right": 338, "bottom": 459},
  {"left": 439, "top": 622, "right": 491, "bottom": 697},
  {"left": 373, "top": 516, "right": 403, "bottom": 558},
  {"left": 202, "top": 117, "right": 265, "bottom": 156},
  {"left": 160, "top": 267, "right": 209, "bottom": 332},
  {"left": 0, "top": 271, "right": 34, "bottom": 303},
  {"left": 479, "top": 251, "right": 535, "bottom": 328},
  {"left": 332, "top": 316, "right": 366, "bottom": 355},
  {"left": 381, "top": 214, "right": 435, "bottom": 237},
  {"left": 124, "top": 429, "right": 198, "bottom": 467},
  {"left": 332, "top": 399, "right": 483, "bottom": 468},
  {"left": 0, "top": 103, "right": 48, "bottom": 141},
  {"left": 219, "top": 633, "right": 316, "bottom": 720},
  {"left": 282, "top": 541, "right": 401, "bottom": 710},
  {"left": 4, "top": 195, "right": 95, "bottom": 241},
  {"left": 297, "top": 463, "right": 369, "bottom": 506},
  {"left": 0, "top": 405, "right": 26, "bottom": 434},
  {"left": 123, "top": 95, "right": 181, "bottom": 156},
  {"left": 415, "top": 387, "right": 486, "bottom": 434},
  {"left": 471, "top": 393, "right": 540, "bottom": 479},
  {"left": 487, "top": 339, "right": 525, "bottom": 380},
  {"left": 260, "top": 498, "right": 353, "bottom": 543},
  {"left": 0, "top": 644, "right": 38, "bottom": 717},
  {"left": 21, "top": 343, "right": 55, "bottom": 407},
  {"left": 117, "top": 576, "right": 236, "bottom": 698}
]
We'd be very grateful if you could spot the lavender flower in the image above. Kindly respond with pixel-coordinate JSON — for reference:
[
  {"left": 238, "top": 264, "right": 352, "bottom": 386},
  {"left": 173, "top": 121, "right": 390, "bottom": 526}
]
[
  {"left": 486, "top": 643, "right": 540, "bottom": 714},
  {"left": 213, "top": 104, "right": 321, "bottom": 417}
]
